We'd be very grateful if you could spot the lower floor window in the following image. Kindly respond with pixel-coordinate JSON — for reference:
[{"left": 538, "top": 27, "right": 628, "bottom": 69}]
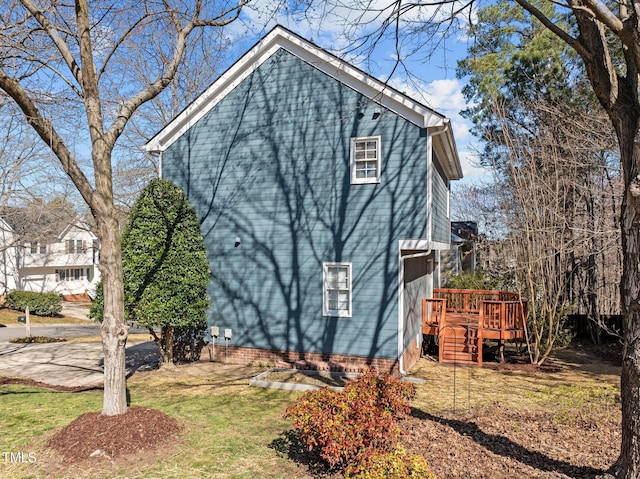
[
  {"left": 323, "top": 262, "right": 352, "bottom": 317},
  {"left": 56, "top": 268, "right": 86, "bottom": 281}
]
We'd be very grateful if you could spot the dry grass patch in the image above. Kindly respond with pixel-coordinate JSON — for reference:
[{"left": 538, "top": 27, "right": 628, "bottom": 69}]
[
  {"left": 410, "top": 346, "right": 620, "bottom": 416},
  {"left": 0, "top": 308, "right": 89, "bottom": 325},
  {"left": 64, "top": 333, "right": 152, "bottom": 344},
  {"left": 128, "top": 361, "right": 270, "bottom": 397}
]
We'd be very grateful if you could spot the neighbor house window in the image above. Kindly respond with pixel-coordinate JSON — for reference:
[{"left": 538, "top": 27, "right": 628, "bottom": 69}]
[
  {"left": 323, "top": 262, "right": 352, "bottom": 317},
  {"left": 67, "top": 239, "right": 85, "bottom": 254},
  {"left": 351, "top": 136, "right": 381, "bottom": 184},
  {"left": 55, "top": 268, "right": 84, "bottom": 281}
]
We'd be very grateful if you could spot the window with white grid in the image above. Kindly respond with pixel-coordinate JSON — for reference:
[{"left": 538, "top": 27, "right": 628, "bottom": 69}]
[
  {"left": 351, "top": 136, "right": 381, "bottom": 184},
  {"left": 323, "top": 263, "right": 352, "bottom": 317}
]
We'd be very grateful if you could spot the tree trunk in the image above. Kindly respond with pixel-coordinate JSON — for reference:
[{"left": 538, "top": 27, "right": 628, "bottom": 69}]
[
  {"left": 97, "top": 214, "right": 128, "bottom": 416},
  {"left": 163, "top": 325, "right": 175, "bottom": 368},
  {"left": 149, "top": 325, "right": 175, "bottom": 367},
  {"left": 617, "top": 121, "right": 640, "bottom": 479}
]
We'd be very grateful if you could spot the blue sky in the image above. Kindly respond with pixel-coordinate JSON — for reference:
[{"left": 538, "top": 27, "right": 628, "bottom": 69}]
[{"left": 222, "top": 1, "right": 489, "bottom": 186}]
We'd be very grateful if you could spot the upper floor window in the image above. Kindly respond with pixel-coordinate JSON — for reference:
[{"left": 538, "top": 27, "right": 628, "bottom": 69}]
[
  {"left": 67, "top": 239, "right": 86, "bottom": 254},
  {"left": 28, "top": 241, "right": 46, "bottom": 254},
  {"left": 351, "top": 136, "right": 381, "bottom": 184},
  {"left": 322, "top": 262, "right": 352, "bottom": 318}
]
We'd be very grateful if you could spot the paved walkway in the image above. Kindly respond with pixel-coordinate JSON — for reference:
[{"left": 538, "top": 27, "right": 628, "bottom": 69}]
[{"left": 0, "top": 340, "right": 159, "bottom": 388}]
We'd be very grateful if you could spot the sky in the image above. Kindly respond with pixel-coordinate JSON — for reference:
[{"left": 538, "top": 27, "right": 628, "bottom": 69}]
[{"left": 223, "top": 0, "right": 490, "bottom": 186}]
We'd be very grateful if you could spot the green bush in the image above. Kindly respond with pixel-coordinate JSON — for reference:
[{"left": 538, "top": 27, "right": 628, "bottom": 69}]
[
  {"left": 90, "top": 178, "right": 210, "bottom": 366},
  {"left": 444, "top": 270, "right": 506, "bottom": 290},
  {"left": 6, "top": 291, "right": 62, "bottom": 316},
  {"left": 283, "top": 368, "right": 416, "bottom": 474},
  {"left": 345, "top": 446, "right": 435, "bottom": 479}
]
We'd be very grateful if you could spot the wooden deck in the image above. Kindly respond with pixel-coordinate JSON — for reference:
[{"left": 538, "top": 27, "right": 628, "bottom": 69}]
[{"left": 422, "top": 288, "right": 527, "bottom": 366}]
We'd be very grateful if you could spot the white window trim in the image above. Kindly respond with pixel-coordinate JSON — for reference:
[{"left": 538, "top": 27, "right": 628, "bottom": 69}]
[
  {"left": 350, "top": 136, "right": 381, "bottom": 185},
  {"left": 322, "top": 262, "right": 353, "bottom": 318}
]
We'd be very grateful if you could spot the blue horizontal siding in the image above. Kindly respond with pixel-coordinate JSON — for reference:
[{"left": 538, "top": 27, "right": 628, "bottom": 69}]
[
  {"left": 431, "top": 156, "right": 450, "bottom": 244},
  {"left": 162, "top": 48, "right": 428, "bottom": 360}
]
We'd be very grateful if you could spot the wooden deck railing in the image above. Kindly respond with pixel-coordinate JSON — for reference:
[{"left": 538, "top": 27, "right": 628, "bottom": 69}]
[
  {"left": 479, "top": 300, "right": 527, "bottom": 332},
  {"left": 422, "top": 298, "right": 447, "bottom": 335},
  {"left": 433, "top": 288, "right": 521, "bottom": 313},
  {"left": 422, "top": 288, "right": 528, "bottom": 365}
]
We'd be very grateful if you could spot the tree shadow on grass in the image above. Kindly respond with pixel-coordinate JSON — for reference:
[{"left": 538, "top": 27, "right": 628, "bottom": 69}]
[
  {"left": 269, "top": 430, "right": 340, "bottom": 478},
  {"left": 410, "top": 408, "right": 614, "bottom": 479}
]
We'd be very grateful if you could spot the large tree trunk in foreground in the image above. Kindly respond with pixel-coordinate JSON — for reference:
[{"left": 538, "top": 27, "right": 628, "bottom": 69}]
[
  {"left": 96, "top": 212, "right": 128, "bottom": 415},
  {"left": 618, "top": 122, "right": 640, "bottom": 478}
]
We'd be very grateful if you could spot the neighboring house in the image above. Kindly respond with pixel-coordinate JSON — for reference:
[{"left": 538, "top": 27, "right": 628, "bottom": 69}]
[
  {"left": 0, "top": 210, "right": 100, "bottom": 301},
  {"left": 441, "top": 221, "right": 478, "bottom": 284},
  {"left": 144, "top": 26, "right": 463, "bottom": 374},
  {"left": 0, "top": 218, "right": 17, "bottom": 295}
]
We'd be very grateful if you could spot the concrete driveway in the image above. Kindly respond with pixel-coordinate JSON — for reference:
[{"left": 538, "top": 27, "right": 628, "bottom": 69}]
[{"left": 0, "top": 340, "right": 159, "bottom": 388}]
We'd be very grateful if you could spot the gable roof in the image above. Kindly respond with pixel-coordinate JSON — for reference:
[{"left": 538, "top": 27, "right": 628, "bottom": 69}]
[
  {"left": 144, "top": 25, "right": 462, "bottom": 180},
  {"left": 1, "top": 207, "right": 95, "bottom": 243}
]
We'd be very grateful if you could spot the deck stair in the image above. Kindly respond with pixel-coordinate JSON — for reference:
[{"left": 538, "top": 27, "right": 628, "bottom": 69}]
[
  {"left": 423, "top": 289, "right": 526, "bottom": 366},
  {"left": 439, "top": 323, "right": 482, "bottom": 366}
]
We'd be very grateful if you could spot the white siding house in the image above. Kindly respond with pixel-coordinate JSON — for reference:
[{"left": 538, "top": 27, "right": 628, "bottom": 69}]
[
  {"left": 1, "top": 215, "right": 100, "bottom": 301},
  {"left": 0, "top": 218, "right": 18, "bottom": 294}
]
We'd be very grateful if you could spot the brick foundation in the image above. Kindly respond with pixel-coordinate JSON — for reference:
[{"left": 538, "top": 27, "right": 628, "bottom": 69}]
[
  {"left": 208, "top": 345, "right": 399, "bottom": 375},
  {"left": 62, "top": 293, "right": 91, "bottom": 303}
]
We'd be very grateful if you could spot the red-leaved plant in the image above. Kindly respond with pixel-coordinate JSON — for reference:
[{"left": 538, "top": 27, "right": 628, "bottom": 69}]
[{"left": 283, "top": 368, "right": 416, "bottom": 474}]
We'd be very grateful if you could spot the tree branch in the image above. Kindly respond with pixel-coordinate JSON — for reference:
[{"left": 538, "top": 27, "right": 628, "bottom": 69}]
[
  {"left": 512, "top": 0, "right": 587, "bottom": 58},
  {"left": 18, "top": 0, "right": 83, "bottom": 85},
  {"left": 0, "top": 68, "right": 95, "bottom": 207}
]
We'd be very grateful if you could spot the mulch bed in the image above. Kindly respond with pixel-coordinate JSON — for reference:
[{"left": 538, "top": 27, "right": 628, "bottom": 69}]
[
  {"left": 0, "top": 376, "right": 98, "bottom": 392},
  {"left": 400, "top": 407, "right": 619, "bottom": 479},
  {"left": 47, "top": 406, "right": 181, "bottom": 464}
]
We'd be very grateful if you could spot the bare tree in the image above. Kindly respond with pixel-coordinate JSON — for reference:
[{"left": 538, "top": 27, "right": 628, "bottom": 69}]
[
  {"left": 0, "top": 0, "right": 245, "bottom": 416},
  {"left": 486, "top": 99, "right": 611, "bottom": 363},
  {"left": 324, "top": 0, "right": 638, "bottom": 471}
]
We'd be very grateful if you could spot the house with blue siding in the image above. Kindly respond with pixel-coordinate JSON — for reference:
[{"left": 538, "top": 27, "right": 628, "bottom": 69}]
[{"left": 144, "top": 26, "right": 462, "bottom": 374}]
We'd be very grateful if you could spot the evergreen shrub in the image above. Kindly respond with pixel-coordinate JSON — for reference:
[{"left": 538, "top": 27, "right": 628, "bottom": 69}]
[{"left": 6, "top": 291, "right": 62, "bottom": 316}]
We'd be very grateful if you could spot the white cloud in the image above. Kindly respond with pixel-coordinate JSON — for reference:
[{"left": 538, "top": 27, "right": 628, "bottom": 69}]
[{"left": 457, "top": 149, "right": 489, "bottom": 182}]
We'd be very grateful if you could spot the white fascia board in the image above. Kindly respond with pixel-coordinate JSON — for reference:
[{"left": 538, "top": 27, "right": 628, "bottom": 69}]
[
  {"left": 144, "top": 26, "right": 447, "bottom": 153},
  {"left": 430, "top": 240, "right": 452, "bottom": 250},
  {"left": 398, "top": 239, "right": 452, "bottom": 251},
  {"left": 430, "top": 121, "right": 463, "bottom": 181}
]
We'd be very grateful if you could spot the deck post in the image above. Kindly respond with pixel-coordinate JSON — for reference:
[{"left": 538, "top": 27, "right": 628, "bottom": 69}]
[{"left": 500, "top": 302, "right": 506, "bottom": 363}]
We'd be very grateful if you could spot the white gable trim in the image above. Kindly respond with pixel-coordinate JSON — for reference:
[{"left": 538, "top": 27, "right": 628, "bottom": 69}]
[
  {"left": 144, "top": 26, "right": 448, "bottom": 153},
  {"left": 58, "top": 218, "right": 98, "bottom": 241},
  {"left": 0, "top": 218, "right": 14, "bottom": 234}
]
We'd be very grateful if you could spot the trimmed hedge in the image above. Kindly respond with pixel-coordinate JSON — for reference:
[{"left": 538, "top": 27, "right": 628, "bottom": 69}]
[{"left": 6, "top": 291, "right": 62, "bottom": 316}]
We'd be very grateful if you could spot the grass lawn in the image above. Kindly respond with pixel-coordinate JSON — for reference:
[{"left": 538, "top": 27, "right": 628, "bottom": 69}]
[
  {"left": 0, "top": 308, "right": 90, "bottom": 326},
  {"left": 0, "top": 363, "right": 308, "bottom": 479},
  {"left": 0, "top": 342, "right": 622, "bottom": 478}
]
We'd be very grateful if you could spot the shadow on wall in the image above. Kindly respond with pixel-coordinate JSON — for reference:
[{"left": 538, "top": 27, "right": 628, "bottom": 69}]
[{"left": 166, "top": 50, "right": 427, "bottom": 361}]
